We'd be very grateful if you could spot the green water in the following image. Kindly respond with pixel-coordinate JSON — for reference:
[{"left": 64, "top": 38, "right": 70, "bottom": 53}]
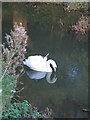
[{"left": 3, "top": 3, "right": 88, "bottom": 118}]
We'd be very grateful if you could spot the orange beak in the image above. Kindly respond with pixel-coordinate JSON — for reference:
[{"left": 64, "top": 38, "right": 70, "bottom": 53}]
[{"left": 54, "top": 67, "right": 56, "bottom": 72}]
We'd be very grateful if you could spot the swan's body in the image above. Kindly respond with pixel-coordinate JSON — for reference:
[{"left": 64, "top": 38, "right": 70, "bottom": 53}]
[{"left": 23, "top": 54, "right": 57, "bottom": 72}]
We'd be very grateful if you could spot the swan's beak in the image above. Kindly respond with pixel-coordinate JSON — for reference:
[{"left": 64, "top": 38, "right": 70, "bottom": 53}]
[{"left": 54, "top": 67, "right": 56, "bottom": 72}]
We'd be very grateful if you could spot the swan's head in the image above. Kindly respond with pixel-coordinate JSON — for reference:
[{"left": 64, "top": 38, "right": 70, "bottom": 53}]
[{"left": 48, "top": 59, "right": 57, "bottom": 72}]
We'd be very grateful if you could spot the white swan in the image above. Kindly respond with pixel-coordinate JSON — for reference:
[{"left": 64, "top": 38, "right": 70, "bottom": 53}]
[{"left": 23, "top": 54, "right": 57, "bottom": 72}]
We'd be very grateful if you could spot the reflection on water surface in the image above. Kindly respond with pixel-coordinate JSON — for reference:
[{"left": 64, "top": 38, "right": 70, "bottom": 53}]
[
  {"left": 25, "top": 69, "right": 57, "bottom": 84},
  {"left": 3, "top": 3, "right": 88, "bottom": 118}
]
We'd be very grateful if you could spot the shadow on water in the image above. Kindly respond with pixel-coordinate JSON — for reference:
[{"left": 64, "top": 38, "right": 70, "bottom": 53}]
[{"left": 2, "top": 3, "right": 88, "bottom": 118}]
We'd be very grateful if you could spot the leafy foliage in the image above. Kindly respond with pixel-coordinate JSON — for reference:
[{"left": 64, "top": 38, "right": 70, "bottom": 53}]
[
  {"left": 1, "top": 22, "right": 28, "bottom": 107},
  {"left": 2, "top": 69, "right": 17, "bottom": 107},
  {"left": 2, "top": 100, "right": 41, "bottom": 119}
]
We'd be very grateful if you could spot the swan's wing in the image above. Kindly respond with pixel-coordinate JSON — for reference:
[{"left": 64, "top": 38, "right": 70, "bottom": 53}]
[{"left": 25, "top": 55, "right": 47, "bottom": 71}]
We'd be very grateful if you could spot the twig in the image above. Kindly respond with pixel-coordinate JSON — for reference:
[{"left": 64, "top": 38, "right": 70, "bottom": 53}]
[
  {"left": 16, "top": 87, "right": 24, "bottom": 93},
  {"left": 0, "top": 60, "right": 11, "bottom": 82},
  {"left": 13, "top": 97, "right": 21, "bottom": 103},
  {"left": 0, "top": 53, "right": 15, "bottom": 82}
]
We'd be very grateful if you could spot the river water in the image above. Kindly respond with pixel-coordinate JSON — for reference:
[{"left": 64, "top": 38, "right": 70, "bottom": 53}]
[{"left": 3, "top": 3, "right": 88, "bottom": 118}]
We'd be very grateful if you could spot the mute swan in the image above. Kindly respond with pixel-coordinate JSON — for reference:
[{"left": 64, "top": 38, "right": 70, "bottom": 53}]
[{"left": 23, "top": 54, "right": 57, "bottom": 72}]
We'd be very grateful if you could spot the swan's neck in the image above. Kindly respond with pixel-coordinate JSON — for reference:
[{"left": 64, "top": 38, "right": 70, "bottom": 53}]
[
  {"left": 46, "top": 60, "right": 52, "bottom": 72},
  {"left": 47, "top": 59, "right": 57, "bottom": 72},
  {"left": 47, "top": 59, "right": 55, "bottom": 67}
]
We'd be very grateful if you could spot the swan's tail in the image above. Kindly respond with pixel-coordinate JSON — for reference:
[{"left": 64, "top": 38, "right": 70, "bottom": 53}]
[
  {"left": 23, "top": 57, "right": 27, "bottom": 65},
  {"left": 44, "top": 53, "right": 49, "bottom": 60},
  {"left": 45, "top": 53, "right": 49, "bottom": 57}
]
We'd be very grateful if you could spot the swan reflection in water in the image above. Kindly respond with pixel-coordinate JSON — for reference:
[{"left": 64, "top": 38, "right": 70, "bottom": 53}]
[{"left": 25, "top": 69, "right": 57, "bottom": 84}]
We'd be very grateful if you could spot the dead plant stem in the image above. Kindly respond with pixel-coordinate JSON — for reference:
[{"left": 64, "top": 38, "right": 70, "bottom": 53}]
[{"left": 0, "top": 53, "right": 15, "bottom": 82}]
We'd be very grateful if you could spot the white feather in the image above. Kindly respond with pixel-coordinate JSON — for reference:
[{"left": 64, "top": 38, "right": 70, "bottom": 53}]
[{"left": 23, "top": 54, "right": 57, "bottom": 72}]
